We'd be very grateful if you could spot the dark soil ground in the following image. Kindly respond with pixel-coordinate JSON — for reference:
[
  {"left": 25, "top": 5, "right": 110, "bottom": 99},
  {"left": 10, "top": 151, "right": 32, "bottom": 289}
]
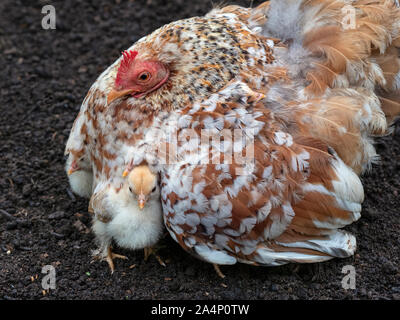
[{"left": 0, "top": 0, "right": 399, "bottom": 300}]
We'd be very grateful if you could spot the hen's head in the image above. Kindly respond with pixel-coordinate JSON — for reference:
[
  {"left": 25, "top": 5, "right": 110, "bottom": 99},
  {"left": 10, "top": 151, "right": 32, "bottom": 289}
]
[
  {"left": 108, "top": 50, "right": 169, "bottom": 103},
  {"left": 106, "top": 15, "right": 253, "bottom": 111}
]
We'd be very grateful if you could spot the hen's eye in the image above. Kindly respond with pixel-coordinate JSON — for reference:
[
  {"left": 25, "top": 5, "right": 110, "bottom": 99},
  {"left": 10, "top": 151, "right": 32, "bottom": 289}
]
[{"left": 138, "top": 71, "right": 151, "bottom": 82}]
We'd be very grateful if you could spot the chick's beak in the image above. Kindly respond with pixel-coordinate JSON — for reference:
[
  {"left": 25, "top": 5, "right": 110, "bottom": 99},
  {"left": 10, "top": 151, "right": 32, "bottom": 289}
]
[
  {"left": 138, "top": 193, "right": 146, "bottom": 210},
  {"left": 107, "top": 88, "right": 135, "bottom": 105},
  {"left": 122, "top": 169, "right": 130, "bottom": 178}
]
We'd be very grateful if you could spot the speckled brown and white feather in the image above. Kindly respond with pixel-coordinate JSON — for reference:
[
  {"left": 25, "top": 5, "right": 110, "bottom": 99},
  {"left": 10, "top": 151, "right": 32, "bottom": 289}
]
[{"left": 65, "top": 0, "right": 400, "bottom": 266}]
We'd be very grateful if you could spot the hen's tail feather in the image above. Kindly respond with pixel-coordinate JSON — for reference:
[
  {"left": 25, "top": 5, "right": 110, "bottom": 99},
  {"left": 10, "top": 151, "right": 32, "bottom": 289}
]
[
  {"left": 259, "top": 0, "right": 400, "bottom": 95},
  {"left": 290, "top": 93, "right": 385, "bottom": 173},
  {"left": 379, "top": 93, "right": 400, "bottom": 124},
  {"left": 252, "top": 157, "right": 361, "bottom": 265},
  {"left": 252, "top": 230, "right": 356, "bottom": 266},
  {"left": 303, "top": 0, "right": 399, "bottom": 95},
  {"left": 255, "top": 0, "right": 399, "bottom": 173},
  {"left": 242, "top": 142, "right": 362, "bottom": 266}
]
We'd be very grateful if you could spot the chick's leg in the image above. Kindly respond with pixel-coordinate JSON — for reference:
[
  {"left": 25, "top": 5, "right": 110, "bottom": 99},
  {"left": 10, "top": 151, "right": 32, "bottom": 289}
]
[
  {"left": 106, "top": 246, "right": 128, "bottom": 274},
  {"left": 92, "top": 246, "right": 127, "bottom": 274},
  {"left": 144, "top": 247, "right": 166, "bottom": 267},
  {"left": 91, "top": 221, "right": 127, "bottom": 274}
]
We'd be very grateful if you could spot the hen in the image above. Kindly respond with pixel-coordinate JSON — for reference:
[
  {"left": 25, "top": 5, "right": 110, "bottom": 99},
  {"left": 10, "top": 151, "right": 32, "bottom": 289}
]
[{"left": 65, "top": 0, "right": 400, "bottom": 274}]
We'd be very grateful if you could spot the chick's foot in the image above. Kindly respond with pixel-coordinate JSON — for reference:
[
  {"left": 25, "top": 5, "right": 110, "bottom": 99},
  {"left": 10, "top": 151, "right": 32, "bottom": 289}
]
[
  {"left": 144, "top": 247, "right": 166, "bottom": 267},
  {"left": 106, "top": 247, "right": 128, "bottom": 273},
  {"left": 92, "top": 246, "right": 127, "bottom": 274}
]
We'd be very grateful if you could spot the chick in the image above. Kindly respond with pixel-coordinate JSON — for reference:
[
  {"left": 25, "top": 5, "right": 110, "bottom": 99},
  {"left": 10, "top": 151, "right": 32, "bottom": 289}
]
[
  {"left": 65, "top": 153, "right": 93, "bottom": 199},
  {"left": 91, "top": 165, "right": 164, "bottom": 273}
]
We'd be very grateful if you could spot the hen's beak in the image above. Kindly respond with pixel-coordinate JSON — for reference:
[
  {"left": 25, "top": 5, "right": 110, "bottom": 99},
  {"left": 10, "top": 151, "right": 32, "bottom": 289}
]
[
  {"left": 138, "top": 193, "right": 146, "bottom": 210},
  {"left": 68, "top": 161, "right": 79, "bottom": 175},
  {"left": 107, "top": 89, "right": 134, "bottom": 105}
]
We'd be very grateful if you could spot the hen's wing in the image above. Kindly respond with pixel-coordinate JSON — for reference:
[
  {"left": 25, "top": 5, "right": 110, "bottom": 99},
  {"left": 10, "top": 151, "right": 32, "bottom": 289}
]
[{"left": 160, "top": 82, "right": 363, "bottom": 266}]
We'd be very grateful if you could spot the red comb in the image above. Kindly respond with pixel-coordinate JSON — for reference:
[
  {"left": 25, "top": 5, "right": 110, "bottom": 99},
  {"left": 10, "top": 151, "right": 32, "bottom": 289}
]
[{"left": 115, "top": 50, "right": 138, "bottom": 87}]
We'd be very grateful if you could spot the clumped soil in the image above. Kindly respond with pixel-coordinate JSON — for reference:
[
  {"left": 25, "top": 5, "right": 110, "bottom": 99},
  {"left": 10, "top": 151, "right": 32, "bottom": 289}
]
[{"left": 0, "top": 0, "right": 399, "bottom": 300}]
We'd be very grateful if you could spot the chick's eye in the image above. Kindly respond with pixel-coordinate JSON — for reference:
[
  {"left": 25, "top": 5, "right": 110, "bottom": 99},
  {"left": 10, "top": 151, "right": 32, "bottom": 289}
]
[
  {"left": 129, "top": 187, "right": 133, "bottom": 193},
  {"left": 152, "top": 186, "right": 156, "bottom": 193},
  {"left": 138, "top": 71, "right": 151, "bottom": 82}
]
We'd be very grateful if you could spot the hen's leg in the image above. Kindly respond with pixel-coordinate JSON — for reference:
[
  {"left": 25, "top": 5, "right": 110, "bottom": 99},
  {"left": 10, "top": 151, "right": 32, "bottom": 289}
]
[{"left": 213, "top": 264, "right": 226, "bottom": 279}]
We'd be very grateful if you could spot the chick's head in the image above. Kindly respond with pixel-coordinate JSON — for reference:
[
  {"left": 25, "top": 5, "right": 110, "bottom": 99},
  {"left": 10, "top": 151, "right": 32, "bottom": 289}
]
[{"left": 127, "top": 165, "right": 159, "bottom": 209}]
